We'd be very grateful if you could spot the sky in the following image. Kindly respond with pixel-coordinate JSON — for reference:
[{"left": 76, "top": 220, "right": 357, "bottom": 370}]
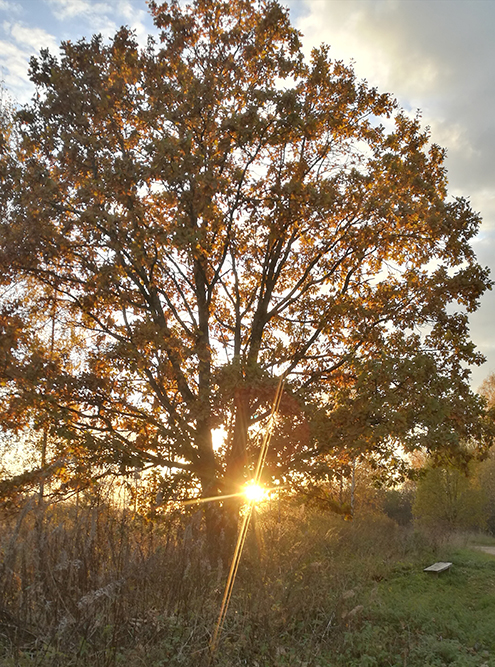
[{"left": 0, "top": 0, "right": 494, "bottom": 389}]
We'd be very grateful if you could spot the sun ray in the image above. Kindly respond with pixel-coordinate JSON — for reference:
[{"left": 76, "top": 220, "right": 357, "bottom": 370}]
[
  {"left": 181, "top": 492, "right": 243, "bottom": 506},
  {"left": 209, "top": 373, "right": 286, "bottom": 658}
]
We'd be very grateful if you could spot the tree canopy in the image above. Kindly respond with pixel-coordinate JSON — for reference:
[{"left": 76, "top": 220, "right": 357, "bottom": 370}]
[{"left": 0, "top": 0, "right": 492, "bottom": 524}]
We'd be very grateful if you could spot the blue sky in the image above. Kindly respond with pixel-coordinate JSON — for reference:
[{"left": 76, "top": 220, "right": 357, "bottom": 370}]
[{"left": 1, "top": 0, "right": 494, "bottom": 388}]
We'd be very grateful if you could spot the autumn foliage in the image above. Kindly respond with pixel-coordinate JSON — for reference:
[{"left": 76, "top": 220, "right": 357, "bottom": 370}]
[{"left": 0, "top": 0, "right": 491, "bottom": 536}]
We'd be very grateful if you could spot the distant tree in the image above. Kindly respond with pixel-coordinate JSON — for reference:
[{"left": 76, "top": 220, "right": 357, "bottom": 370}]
[
  {"left": 413, "top": 462, "right": 486, "bottom": 532},
  {"left": 0, "top": 0, "right": 491, "bottom": 548},
  {"left": 479, "top": 372, "right": 495, "bottom": 409}
]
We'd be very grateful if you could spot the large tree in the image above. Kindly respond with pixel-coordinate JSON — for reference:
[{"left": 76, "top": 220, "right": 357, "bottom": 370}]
[{"left": 0, "top": 0, "right": 491, "bottom": 540}]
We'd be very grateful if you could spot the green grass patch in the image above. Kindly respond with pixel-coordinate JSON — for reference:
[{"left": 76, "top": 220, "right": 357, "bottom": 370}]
[{"left": 331, "top": 547, "right": 495, "bottom": 666}]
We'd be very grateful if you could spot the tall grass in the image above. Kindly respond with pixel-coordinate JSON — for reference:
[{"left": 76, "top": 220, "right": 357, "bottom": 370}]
[{"left": 0, "top": 492, "right": 449, "bottom": 666}]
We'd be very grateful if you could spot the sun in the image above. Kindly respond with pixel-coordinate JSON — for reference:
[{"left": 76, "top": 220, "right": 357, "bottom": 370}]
[{"left": 243, "top": 481, "right": 268, "bottom": 504}]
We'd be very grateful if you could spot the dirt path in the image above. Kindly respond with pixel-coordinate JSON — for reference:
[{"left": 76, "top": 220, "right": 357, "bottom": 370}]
[{"left": 472, "top": 545, "right": 495, "bottom": 555}]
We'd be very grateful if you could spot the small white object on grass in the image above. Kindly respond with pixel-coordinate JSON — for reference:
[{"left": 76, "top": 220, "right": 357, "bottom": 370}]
[{"left": 423, "top": 562, "right": 452, "bottom": 574}]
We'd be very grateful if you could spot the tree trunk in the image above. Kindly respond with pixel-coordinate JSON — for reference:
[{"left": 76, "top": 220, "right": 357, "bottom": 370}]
[
  {"left": 351, "top": 458, "right": 356, "bottom": 518},
  {"left": 222, "top": 390, "right": 250, "bottom": 554}
]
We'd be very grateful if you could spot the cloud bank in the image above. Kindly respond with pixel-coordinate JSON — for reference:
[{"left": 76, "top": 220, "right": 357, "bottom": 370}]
[{"left": 290, "top": 0, "right": 495, "bottom": 387}]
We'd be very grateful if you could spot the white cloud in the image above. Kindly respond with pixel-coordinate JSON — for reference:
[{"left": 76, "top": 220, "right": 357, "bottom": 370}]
[
  {"left": 290, "top": 0, "right": 495, "bottom": 383},
  {"left": 0, "top": 39, "right": 35, "bottom": 101},
  {"left": 0, "top": 22, "right": 59, "bottom": 102},
  {"left": 46, "top": 0, "right": 150, "bottom": 44},
  {"left": 291, "top": 0, "right": 495, "bottom": 219},
  {"left": 46, "top": 0, "right": 118, "bottom": 40},
  {"left": 3, "top": 21, "right": 58, "bottom": 51},
  {"left": 0, "top": 1, "right": 152, "bottom": 103},
  {"left": 0, "top": 0, "right": 22, "bottom": 13},
  {"left": 47, "top": 0, "right": 107, "bottom": 20},
  {"left": 292, "top": 0, "right": 495, "bottom": 194}
]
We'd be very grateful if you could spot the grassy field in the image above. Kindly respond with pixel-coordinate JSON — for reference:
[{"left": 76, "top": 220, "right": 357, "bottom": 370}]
[
  {"left": 1, "top": 501, "right": 495, "bottom": 666},
  {"left": 331, "top": 546, "right": 495, "bottom": 667}
]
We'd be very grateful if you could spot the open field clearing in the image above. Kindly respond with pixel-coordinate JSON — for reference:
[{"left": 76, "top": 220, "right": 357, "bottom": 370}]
[
  {"left": 1, "top": 502, "right": 495, "bottom": 666},
  {"left": 332, "top": 546, "right": 495, "bottom": 667}
]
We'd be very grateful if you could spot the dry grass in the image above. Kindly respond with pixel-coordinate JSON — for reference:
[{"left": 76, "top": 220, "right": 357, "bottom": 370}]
[{"left": 0, "top": 492, "right": 442, "bottom": 666}]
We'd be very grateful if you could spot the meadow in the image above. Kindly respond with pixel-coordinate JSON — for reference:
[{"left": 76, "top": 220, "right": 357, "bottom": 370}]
[{"left": 1, "top": 492, "right": 494, "bottom": 667}]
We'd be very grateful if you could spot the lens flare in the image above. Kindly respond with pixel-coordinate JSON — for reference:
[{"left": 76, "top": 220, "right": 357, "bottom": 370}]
[{"left": 243, "top": 481, "right": 268, "bottom": 504}]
